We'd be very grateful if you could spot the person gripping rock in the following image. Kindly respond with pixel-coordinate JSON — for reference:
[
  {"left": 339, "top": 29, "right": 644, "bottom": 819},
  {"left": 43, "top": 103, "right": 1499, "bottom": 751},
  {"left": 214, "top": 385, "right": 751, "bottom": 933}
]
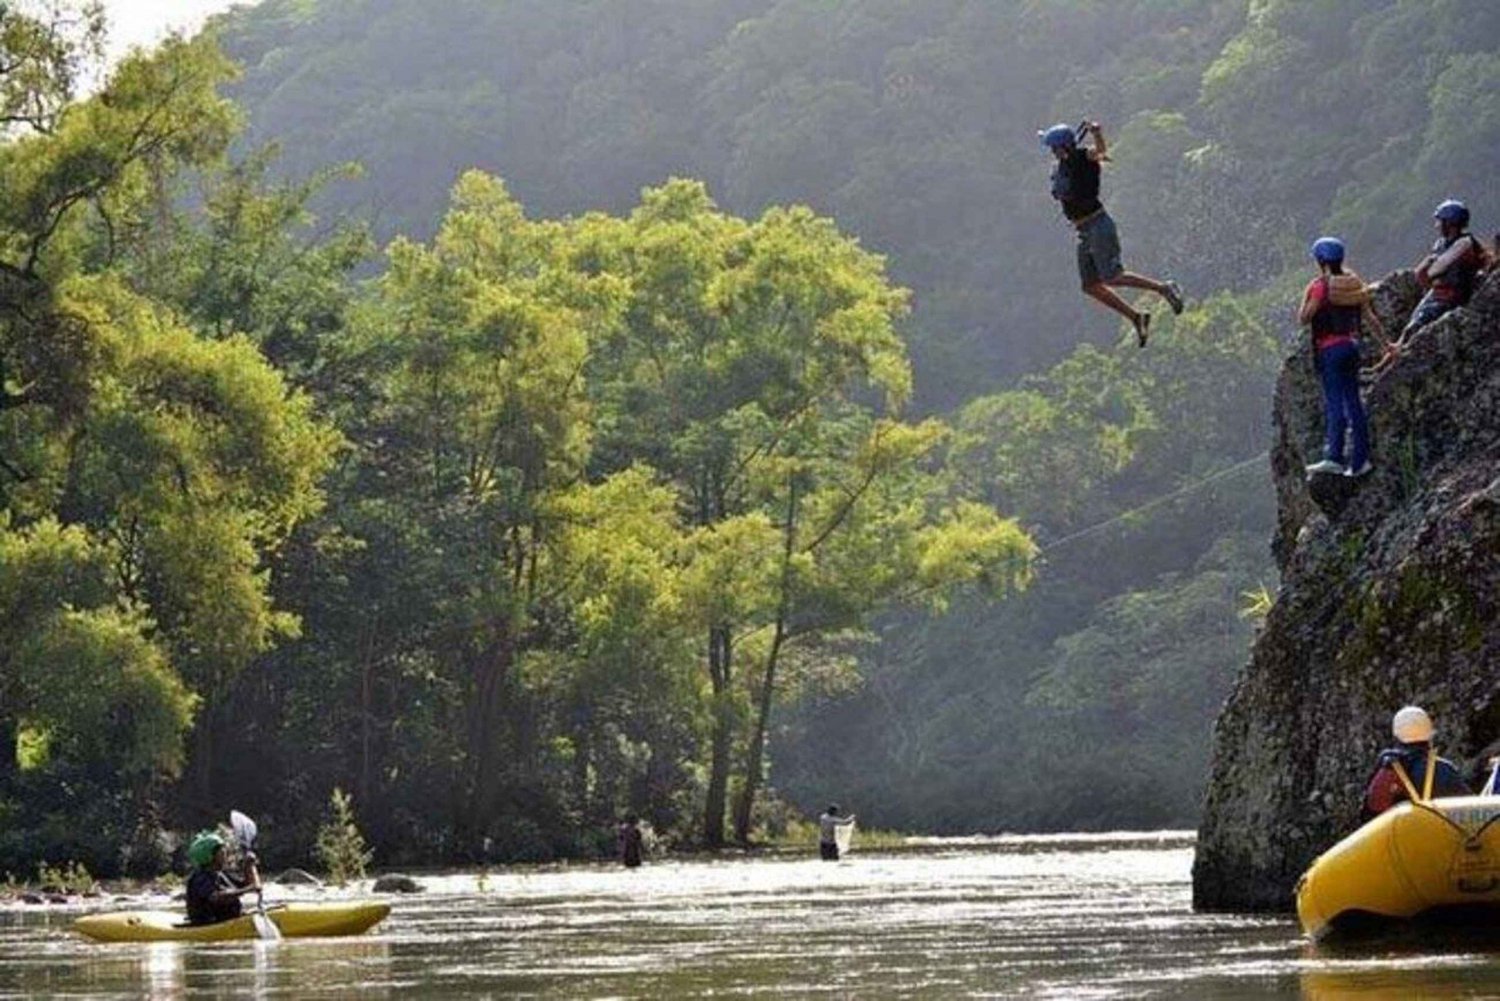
[{"left": 1400, "top": 199, "right": 1490, "bottom": 342}]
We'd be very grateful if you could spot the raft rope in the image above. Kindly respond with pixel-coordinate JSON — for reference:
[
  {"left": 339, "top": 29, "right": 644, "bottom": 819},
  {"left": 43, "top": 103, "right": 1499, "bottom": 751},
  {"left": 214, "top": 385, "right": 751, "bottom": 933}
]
[{"left": 1037, "top": 450, "right": 1271, "bottom": 555}]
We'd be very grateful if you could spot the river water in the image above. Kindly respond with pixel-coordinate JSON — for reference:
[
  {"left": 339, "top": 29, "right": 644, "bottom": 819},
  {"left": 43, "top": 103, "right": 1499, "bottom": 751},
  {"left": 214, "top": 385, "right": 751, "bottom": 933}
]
[{"left": 4, "top": 831, "right": 1500, "bottom": 998}]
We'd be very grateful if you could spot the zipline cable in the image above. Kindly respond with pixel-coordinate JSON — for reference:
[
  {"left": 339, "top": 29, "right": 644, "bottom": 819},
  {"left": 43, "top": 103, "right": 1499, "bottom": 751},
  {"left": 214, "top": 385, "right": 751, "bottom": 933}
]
[{"left": 1037, "top": 449, "right": 1271, "bottom": 555}]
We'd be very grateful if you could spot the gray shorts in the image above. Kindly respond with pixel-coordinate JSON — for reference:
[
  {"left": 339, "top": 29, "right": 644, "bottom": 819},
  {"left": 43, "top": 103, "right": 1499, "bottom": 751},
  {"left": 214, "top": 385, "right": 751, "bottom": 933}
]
[{"left": 1075, "top": 211, "right": 1123, "bottom": 288}]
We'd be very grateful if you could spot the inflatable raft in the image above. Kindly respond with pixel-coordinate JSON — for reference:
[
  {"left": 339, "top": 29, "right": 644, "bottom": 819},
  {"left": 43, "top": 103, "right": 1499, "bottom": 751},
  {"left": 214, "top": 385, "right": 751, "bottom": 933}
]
[
  {"left": 73, "top": 900, "right": 391, "bottom": 943},
  {"left": 1297, "top": 793, "right": 1500, "bottom": 938}
]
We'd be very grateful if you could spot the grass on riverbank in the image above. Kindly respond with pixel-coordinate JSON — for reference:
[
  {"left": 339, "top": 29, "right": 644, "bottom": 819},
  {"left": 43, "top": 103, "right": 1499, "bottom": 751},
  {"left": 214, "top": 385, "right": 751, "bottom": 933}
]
[{"left": 764, "top": 819, "right": 911, "bottom": 852}]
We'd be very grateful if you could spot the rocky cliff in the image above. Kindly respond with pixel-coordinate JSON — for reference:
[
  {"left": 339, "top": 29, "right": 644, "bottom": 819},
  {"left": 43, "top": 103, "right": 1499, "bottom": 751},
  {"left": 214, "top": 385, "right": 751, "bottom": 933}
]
[{"left": 1193, "top": 267, "right": 1500, "bottom": 911}]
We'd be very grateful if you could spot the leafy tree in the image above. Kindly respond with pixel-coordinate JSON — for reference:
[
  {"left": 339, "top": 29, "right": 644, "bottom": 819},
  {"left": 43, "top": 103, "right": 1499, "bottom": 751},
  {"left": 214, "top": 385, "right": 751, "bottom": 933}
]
[{"left": 0, "top": 26, "right": 339, "bottom": 869}]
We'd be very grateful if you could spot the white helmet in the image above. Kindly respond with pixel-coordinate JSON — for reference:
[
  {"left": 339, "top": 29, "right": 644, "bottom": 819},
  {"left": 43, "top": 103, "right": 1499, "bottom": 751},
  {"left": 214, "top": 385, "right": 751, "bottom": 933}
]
[{"left": 1392, "top": 705, "right": 1434, "bottom": 743}]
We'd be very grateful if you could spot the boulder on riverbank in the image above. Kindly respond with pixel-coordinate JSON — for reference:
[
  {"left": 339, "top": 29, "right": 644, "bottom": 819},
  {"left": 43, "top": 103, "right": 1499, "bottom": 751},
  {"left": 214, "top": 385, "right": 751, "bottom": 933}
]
[
  {"left": 372, "top": 874, "right": 423, "bottom": 893},
  {"left": 1194, "top": 269, "right": 1500, "bottom": 911},
  {"left": 275, "top": 868, "right": 323, "bottom": 887}
]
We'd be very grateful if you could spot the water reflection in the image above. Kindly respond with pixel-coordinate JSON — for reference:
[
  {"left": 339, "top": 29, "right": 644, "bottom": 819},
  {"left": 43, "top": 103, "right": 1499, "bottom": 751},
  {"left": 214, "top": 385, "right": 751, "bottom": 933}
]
[{"left": 3, "top": 834, "right": 1500, "bottom": 998}]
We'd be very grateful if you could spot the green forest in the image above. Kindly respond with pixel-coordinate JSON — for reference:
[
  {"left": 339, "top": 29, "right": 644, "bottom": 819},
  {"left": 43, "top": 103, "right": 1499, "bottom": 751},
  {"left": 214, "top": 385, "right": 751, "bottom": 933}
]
[{"left": 3, "top": 0, "right": 1497, "bottom": 873}]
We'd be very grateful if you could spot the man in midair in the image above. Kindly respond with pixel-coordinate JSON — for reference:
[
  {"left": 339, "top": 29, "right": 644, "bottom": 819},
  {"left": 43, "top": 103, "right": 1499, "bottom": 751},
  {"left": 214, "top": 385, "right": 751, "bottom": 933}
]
[{"left": 1040, "top": 121, "right": 1184, "bottom": 346}]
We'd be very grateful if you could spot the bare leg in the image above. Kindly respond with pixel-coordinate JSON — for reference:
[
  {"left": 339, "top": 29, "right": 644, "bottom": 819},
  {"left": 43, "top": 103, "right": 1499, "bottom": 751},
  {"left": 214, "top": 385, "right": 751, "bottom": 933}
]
[
  {"left": 1106, "top": 272, "right": 1183, "bottom": 315},
  {"left": 1084, "top": 281, "right": 1151, "bottom": 346},
  {"left": 1104, "top": 271, "right": 1168, "bottom": 295},
  {"left": 1083, "top": 282, "right": 1142, "bottom": 322}
]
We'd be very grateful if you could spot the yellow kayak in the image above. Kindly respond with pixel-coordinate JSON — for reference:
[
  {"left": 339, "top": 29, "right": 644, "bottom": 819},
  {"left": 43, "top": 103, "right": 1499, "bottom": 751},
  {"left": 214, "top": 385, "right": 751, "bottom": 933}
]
[
  {"left": 73, "top": 900, "right": 391, "bottom": 943},
  {"left": 1296, "top": 794, "right": 1500, "bottom": 938}
]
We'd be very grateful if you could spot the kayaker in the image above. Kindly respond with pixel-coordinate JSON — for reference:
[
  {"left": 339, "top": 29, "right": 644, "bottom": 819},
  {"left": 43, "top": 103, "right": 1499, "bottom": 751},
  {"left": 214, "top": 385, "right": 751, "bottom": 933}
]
[
  {"left": 1398, "top": 199, "right": 1490, "bottom": 343},
  {"left": 818, "top": 804, "right": 855, "bottom": 861},
  {"left": 185, "top": 831, "right": 264, "bottom": 925},
  {"left": 1039, "top": 121, "right": 1184, "bottom": 347},
  {"left": 1298, "top": 236, "right": 1390, "bottom": 478},
  {"left": 1361, "top": 705, "right": 1470, "bottom": 821},
  {"left": 617, "top": 815, "right": 644, "bottom": 868}
]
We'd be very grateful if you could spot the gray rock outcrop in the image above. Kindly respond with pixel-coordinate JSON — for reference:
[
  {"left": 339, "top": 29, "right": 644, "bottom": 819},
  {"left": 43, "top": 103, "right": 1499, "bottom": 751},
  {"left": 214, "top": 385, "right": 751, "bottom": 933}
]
[
  {"left": 1194, "top": 269, "right": 1500, "bottom": 911},
  {"left": 274, "top": 868, "right": 323, "bottom": 887},
  {"left": 372, "top": 873, "right": 423, "bottom": 893}
]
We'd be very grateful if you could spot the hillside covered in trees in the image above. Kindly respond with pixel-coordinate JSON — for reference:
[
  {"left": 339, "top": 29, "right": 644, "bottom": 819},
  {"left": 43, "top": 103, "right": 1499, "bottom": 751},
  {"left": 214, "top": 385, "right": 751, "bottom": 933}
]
[{"left": 2, "top": 0, "right": 1498, "bottom": 871}]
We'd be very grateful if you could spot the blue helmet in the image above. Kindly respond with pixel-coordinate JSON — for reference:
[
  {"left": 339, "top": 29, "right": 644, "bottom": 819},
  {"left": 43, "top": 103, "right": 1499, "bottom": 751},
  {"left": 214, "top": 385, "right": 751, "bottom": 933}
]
[
  {"left": 1434, "top": 199, "right": 1469, "bottom": 227},
  {"left": 1038, "top": 123, "right": 1076, "bottom": 151},
  {"left": 1310, "top": 237, "right": 1345, "bottom": 265}
]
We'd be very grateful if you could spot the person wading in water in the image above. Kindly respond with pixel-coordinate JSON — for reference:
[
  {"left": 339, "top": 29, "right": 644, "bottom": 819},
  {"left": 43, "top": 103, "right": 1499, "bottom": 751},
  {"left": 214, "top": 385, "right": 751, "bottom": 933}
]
[{"left": 1039, "top": 121, "right": 1184, "bottom": 347}]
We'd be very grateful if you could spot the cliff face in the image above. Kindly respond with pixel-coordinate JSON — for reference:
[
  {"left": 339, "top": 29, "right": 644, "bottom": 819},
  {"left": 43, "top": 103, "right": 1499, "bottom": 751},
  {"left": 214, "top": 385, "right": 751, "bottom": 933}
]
[{"left": 1193, "top": 268, "right": 1500, "bottom": 911}]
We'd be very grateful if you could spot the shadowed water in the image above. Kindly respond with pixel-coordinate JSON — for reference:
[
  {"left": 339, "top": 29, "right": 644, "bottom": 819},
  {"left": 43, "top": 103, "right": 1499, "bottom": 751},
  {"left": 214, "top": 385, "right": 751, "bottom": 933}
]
[{"left": 4, "top": 832, "right": 1500, "bottom": 998}]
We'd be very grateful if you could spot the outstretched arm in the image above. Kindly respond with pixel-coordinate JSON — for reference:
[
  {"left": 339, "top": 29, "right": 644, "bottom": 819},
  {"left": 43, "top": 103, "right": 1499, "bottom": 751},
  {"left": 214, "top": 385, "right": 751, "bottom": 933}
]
[
  {"left": 1085, "top": 122, "right": 1110, "bottom": 162},
  {"left": 1361, "top": 303, "right": 1390, "bottom": 350}
]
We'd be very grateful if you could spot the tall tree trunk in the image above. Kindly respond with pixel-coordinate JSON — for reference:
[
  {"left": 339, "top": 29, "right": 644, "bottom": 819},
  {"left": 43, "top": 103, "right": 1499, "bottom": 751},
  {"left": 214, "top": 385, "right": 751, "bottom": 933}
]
[
  {"left": 733, "top": 476, "right": 799, "bottom": 845},
  {"left": 462, "top": 624, "right": 515, "bottom": 855},
  {"left": 0, "top": 714, "right": 16, "bottom": 793},
  {"left": 189, "top": 703, "right": 217, "bottom": 818},
  {"left": 358, "top": 625, "right": 374, "bottom": 809},
  {"left": 701, "top": 625, "right": 732, "bottom": 848}
]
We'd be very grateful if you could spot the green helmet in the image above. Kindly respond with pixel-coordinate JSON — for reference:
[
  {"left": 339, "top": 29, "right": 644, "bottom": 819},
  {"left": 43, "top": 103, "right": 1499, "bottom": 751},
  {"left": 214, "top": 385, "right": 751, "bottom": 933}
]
[{"left": 188, "top": 831, "right": 224, "bottom": 867}]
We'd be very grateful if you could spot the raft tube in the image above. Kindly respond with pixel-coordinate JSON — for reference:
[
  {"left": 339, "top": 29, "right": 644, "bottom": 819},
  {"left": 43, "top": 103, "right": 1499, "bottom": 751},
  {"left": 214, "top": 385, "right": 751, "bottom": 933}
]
[
  {"left": 1296, "top": 794, "right": 1500, "bottom": 939},
  {"left": 73, "top": 900, "right": 391, "bottom": 943}
]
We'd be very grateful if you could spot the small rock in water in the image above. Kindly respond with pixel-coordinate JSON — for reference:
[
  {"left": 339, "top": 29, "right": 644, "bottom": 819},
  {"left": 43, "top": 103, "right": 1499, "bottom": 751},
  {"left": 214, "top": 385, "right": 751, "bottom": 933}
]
[
  {"left": 372, "top": 874, "right": 423, "bottom": 893},
  {"left": 19, "top": 892, "right": 45, "bottom": 905}
]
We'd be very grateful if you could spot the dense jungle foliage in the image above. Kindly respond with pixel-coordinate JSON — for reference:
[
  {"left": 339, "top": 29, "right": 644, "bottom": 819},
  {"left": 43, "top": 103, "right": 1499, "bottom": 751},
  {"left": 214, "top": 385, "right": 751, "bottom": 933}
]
[{"left": 2, "top": 0, "right": 1497, "bottom": 871}]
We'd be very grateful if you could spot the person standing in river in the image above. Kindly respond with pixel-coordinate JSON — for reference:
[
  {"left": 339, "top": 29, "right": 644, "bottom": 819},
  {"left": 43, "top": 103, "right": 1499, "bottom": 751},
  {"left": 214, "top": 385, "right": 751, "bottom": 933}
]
[
  {"left": 617, "top": 815, "right": 644, "bottom": 868},
  {"left": 818, "top": 805, "right": 856, "bottom": 861},
  {"left": 1039, "top": 121, "right": 1184, "bottom": 347}
]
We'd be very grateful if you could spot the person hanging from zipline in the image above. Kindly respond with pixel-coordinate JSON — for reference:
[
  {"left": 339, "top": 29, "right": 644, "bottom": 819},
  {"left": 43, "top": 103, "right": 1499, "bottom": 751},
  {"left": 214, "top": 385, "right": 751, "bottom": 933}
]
[{"left": 1039, "top": 121, "right": 1183, "bottom": 347}]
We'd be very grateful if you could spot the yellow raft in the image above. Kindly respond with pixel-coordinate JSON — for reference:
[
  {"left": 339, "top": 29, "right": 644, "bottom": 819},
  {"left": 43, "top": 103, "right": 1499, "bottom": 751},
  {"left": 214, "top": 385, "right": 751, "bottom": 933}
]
[
  {"left": 73, "top": 900, "right": 392, "bottom": 943},
  {"left": 1297, "top": 787, "right": 1500, "bottom": 938}
]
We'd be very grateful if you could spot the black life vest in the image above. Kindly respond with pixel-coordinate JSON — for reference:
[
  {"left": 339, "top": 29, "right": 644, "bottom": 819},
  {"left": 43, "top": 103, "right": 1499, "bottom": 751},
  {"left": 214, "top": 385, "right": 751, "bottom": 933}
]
[
  {"left": 1310, "top": 277, "right": 1361, "bottom": 344},
  {"left": 1050, "top": 147, "right": 1102, "bottom": 222}
]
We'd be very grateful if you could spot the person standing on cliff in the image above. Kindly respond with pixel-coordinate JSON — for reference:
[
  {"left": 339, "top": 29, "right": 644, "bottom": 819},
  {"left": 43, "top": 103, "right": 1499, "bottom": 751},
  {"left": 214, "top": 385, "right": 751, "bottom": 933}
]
[
  {"left": 1361, "top": 705, "right": 1470, "bottom": 821},
  {"left": 1398, "top": 199, "right": 1490, "bottom": 343},
  {"left": 1299, "top": 237, "right": 1391, "bottom": 478},
  {"left": 1039, "top": 121, "right": 1183, "bottom": 347}
]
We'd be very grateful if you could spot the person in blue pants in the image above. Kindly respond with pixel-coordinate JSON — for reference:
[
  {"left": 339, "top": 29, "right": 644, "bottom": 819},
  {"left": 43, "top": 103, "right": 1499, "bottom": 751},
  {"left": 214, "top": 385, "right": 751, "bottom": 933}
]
[{"left": 1298, "top": 237, "right": 1389, "bottom": 478}]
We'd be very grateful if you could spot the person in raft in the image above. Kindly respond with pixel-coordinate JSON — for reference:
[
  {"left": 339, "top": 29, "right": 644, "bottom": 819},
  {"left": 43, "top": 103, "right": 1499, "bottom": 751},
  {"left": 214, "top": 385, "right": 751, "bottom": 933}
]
[
  {"left": 818, "top": 804, "right": 856, "bottom": 861},
  {"left": 617, "top": 815, "right": 644, "bottom": 869},
  {"left": 1299, "top": 236, "right": 1392, "bottom": 478},
  {"left": 185, "top": 830, "right": 264, "bottom": 925},
  {"left": 1039, "top": 121, "right": 1184, "bottom": 347},
  {"left": 1361, "top": 705, "right": 1470, "bottom": 822},
  {"left": 1399, "top": 198, "right": 1490, "bottom": 343}
]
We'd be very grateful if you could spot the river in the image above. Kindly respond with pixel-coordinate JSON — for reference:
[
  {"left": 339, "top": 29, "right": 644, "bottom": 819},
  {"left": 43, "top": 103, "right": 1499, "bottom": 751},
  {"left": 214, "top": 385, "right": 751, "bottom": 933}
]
[{"left": 4, "top": 831, "right": 1500, "bottom": 998}]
